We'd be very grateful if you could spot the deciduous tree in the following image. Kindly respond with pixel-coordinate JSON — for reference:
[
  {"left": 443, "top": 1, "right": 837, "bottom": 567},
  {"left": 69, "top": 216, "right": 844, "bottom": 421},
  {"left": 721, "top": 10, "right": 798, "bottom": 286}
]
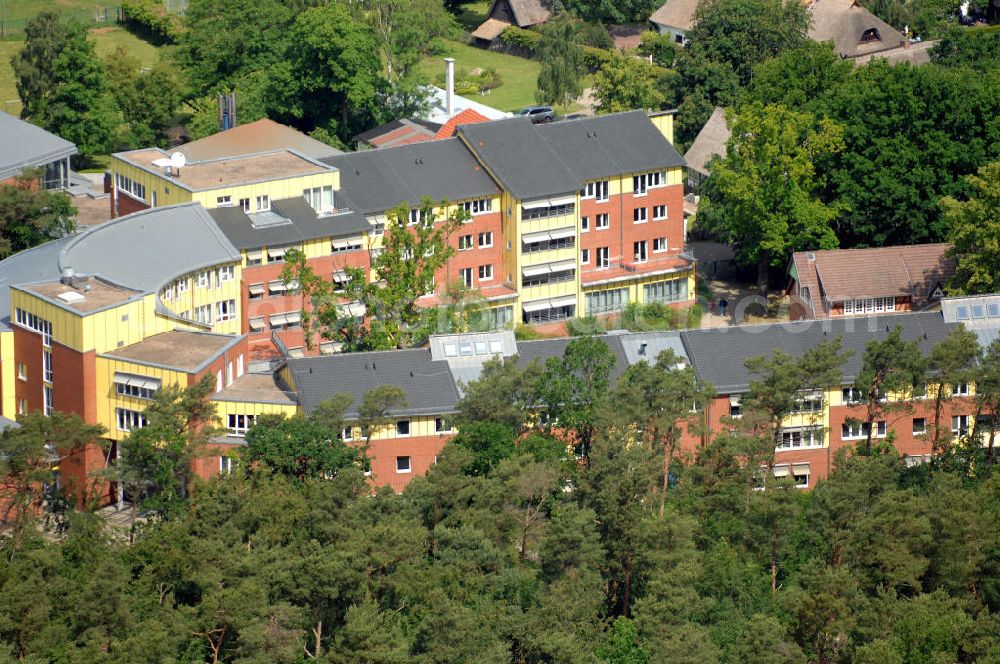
[
  {"left": 593, "top": 51, "right": 666, "bottom": 114},
  {"left": 535, "top": 13, "right": 585, "bottom": 112},
  {"left": 944, "top": 162, "right": 1000, "bottom": 296},
  {"left": 699, "top": 103, "right": 845, "bottom": 293}
]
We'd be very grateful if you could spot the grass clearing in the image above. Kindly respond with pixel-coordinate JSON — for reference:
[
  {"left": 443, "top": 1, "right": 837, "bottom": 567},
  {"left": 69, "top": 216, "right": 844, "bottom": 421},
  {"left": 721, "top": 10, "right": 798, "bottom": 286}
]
[
  {"left": 0, "top": 27, "right": 164, "bottom": 116},
  {"left": 417, "top": 39, "right": 589, "bottom": 113},
  {"left": 453, "top": 0, "right": 491, "bottom": 31}
]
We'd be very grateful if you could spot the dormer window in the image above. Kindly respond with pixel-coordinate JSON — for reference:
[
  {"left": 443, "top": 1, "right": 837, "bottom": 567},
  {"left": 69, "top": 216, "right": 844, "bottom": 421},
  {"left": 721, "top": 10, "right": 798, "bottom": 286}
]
[
  {"left": 860, "top": 28, "right": 880, "bottom": 42},
  {"left": 303, "top": 185, "right": 334, "bottom": 215}
]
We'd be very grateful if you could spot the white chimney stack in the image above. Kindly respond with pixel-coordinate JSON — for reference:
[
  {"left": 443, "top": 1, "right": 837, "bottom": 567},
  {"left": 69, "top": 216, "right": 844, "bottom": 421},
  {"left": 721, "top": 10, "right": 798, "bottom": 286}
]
[{"left": 445, "top": 57, "right": 455, "bottom": 117}]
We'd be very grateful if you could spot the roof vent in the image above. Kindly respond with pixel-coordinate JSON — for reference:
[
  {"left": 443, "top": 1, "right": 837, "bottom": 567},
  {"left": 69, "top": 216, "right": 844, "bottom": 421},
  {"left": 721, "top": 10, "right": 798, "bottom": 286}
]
[
  {"left": 806, "top": 252, "right": 816, "bottom": 261},
  {"left": 58, "top": 291, "right": 85, "bottom": 304}
]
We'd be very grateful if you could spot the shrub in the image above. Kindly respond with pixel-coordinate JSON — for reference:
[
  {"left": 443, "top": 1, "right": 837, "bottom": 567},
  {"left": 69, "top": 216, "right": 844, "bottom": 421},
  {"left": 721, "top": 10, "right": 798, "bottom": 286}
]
[
  {"left": 515, "top": 324, "right": 544, "bottom": 340},
  {"left": 567, "top": 316, "right": 606, "bottom": 336},
  {"left": 581, "top": 45, "right": 613, "bottom": 69},
  {"left": 639, "top": 30, "right": 680, "bottom": 67},
  {"left": 576, "top": 22, "right": 614, "bottom": 49},
  {"left": 500, "top": 25, "right": 543, "bottom": 50}
]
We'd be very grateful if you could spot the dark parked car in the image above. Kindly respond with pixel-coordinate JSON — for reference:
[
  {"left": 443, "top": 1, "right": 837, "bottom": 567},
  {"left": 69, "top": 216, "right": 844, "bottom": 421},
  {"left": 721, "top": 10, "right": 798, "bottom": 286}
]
[{"left": 516, "top": 106, "right": 555, "bottom": 123}]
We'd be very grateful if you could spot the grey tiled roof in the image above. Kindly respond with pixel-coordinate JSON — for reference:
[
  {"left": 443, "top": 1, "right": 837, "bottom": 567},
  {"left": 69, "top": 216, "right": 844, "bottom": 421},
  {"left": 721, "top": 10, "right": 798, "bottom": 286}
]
[
  {"left": 536, "top": 111, "right": 686, "bottom": 182},
  {"left": 0, "top": 112, "right": 77, "bottom": 180},
  {"left": 209, "top": 197, "right": 370, "bottom": 250},
  {"left": 679, "top": 311, "right": 953, "bottom": 393},
  {"left": 457, "top": 118, "right": 580, "bottom": 200},
  {"left": 321, "top": 138, "right": 500, "bottom": 214},
  {"left": 287, "top": 349, "right": 462, "bottom": 418}
]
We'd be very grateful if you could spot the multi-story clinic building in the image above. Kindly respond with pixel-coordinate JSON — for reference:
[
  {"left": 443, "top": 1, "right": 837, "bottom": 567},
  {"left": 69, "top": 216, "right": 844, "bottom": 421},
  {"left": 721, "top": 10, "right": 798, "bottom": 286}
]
[{"left": 0, "top": 111, "right": 696, "bottom": 500}]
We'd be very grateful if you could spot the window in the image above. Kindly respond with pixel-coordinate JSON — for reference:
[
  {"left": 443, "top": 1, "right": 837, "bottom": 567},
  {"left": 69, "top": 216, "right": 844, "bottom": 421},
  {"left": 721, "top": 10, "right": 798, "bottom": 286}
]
[
  {"left": 460, "top": 268, "right": 473, "bottom": 288},
  {"left": 581, "top": 216, "right": 589, "bottom": 232},
  {"left": 194, "top": 305, "right": 213, "bottom": 325},
  {"left": 40, "top": 350, "right": 52, "bottom": 383},
  {"left": 912, "top": 383, "right": 927, "bottom": 399},
  {"left": 267, "top": 246, "right": 291, "bottom": 264},
  {"left": 653, "top": 205, "right": 667, "bottom": 220},
  {"left": 216, "top": 195, "right": 232, "bottom": 207},
  {"left": 792, "top": 392, "right": 823, "bottom": 414},
  {"left": 239, "top": 198, "right": 250, "bottom": 212},
  {"left": 478, "top": 231, "right": 494, "bottom": 248},
  {"left": 220, "top": 456, "right": 236, "bottom": 476},
  {"left": 644, "top": 278, "right": 687, "bottom": 304},
  {"left": 227, "top": 414, "right": 256, "bottom": 436},
  {"left": 216, "top": 370, "right": 223, "bottom": 393},
  {"left": 633, "top": 207, "right": 648, "bottom": 224},
  {"left": 458, "top": 234, "right": 474, "bottom": 250},
  {"left": 633, "top": 174, "right": 648, "bottom": 196},
  {"left": 17, "top": 399, "right": 27, "bottom": 416},
  {"left": 860, "top": 27, "right": 880, "bottom": 42},
  {"left": 581, "top": 180, "right": 610, "bottom": 201},
  {"left": 585, "top": 288, "right": 629, "bottom": 315},
  {"left": 653, "top": 237, "right": 668, "bottom": 253},
  {"left": 521, "top": 202, "right": 575, "bottom": 220},
  {"left": 522, "top": 266, "right": 575, "bottom": 288},
  {"left": 116, "top": 407, "right": 147, "bottom": 432},
  {"left": 435, "top": 417, "right": 450, "bottom": 433},
  {"left": 14, "top": 309, "right": 52, "bottom": 347},
  {"left": 777, "top": 427, "right": 823, "bottom": 450},
  {"left": 218, "top": 265, "right": 235, "bottom": 283},
  {"left": 303, "top": 186, "right": 335, "bottom": 214},
  {"left": 246, "top": 250, "right": 263, "bottom": 266},
  {"left": 216, "top": 300, "right": 237, "bottom": 322},
  {"left": 729, "top": 395, "right": 741, "bottom": 417},
  {"left": 43, "top": 385, "right": 53, "bottom": 416},
  {"left": 114, "top": 173, "right": 146, "bottom": 202},
  {"left": 952, "top": 415, "right": 969, "bottom": 437},
  {"left": 248, "top": 283, "right": 265, "bottom": 300},
  {"left": 842, "top": 387, "right": 864, "bottom": 404},
  {"left": 595, "top": 213, "right": 609, "bottom": 230},
  {"left": 408, "top": 208, "right": 430, "bottom": 225},
  {"left": 842, "top": 420, "right": 886, "bottom": 439},
  {"left": 581, "top": 248, "right": 590, "bottom": 264},
  {"left": 843, "top": 297, "right": 896, "bottom": 315},
  {"left": 479, "top": 264, "right": 494, "bottom": 281},
  {"left": 396, "top": 456, "right": 411, "bottom": 473},
  {"left": 954, "top": 383, "right": 969, "bottom": 396},
  {"left": 912, "top": 417, "right": 926, "bottom": 435},
  {"left": 633, "top": 241, "right": 648, "bottom": 263},
  {"left": 396, "top": 420, "right": 411, "bottom": 437},
  {"left": 523, "top": 236, "right": 575, "bottom": 254},
  {"left": 197, "top": 271, "right": 211, "bottom": 288},
  {"left": 463, "top": 198, "right": 492, "bottom": 215},
  {"left": 17, "top": 363, "right": 26, "bottom": 381},
  {"left": 256, "top": 195, "right": 270, "bottom": 212},
  {"left": 596, "top": 247, "right": 610, "bottom": 269},
  {"left": 116, "top": 374, "right": 159, "bottom": 400}
]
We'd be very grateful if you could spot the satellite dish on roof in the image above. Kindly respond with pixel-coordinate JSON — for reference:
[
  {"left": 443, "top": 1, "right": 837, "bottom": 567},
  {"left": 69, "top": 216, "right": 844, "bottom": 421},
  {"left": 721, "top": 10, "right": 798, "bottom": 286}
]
[{"left": 170, "top": 152, "right": 187, "bottom": 169}]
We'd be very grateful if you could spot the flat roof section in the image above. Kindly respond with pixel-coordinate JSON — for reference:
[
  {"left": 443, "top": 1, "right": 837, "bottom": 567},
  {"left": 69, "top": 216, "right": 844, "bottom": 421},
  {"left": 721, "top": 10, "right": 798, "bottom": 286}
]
[
  {"left": 117, "top": 149, "right": 333, "bottom": 191},
  {"left": 212, "top": 372, "right": 298, "bottom": 405},
  {"left": 25, "top": 278, "right": 141, "bottom": 313},
  {"left": 104, "top": 330, "right": 241, "bottom": 373}
]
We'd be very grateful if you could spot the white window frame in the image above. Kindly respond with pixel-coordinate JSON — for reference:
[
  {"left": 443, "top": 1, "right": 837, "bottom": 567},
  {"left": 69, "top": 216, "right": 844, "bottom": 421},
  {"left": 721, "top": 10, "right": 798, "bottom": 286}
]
[
  {"left": 216, "top": 300, "right": 237, "bottom": 322},
  {"left": 478, "top": 231, "right": 493, "bottom": 248},
  {"left": 581, "top": 248, "right": 590, "bottom": 264},
  {"left": 633, "top": 174, "right": 648, "bottom": 197},
  {"left": 596, "top": 247, "right": 610, "bottom": 269},
  {"left": 633, "top": 207, "right": 648, "bottom": 224},
  {"left": 478, "top": 264, "right": 494, "bottom": 281},
  {"left": 653, "top": 204, "right": 667, "bottom": 220},
  {"left": 595, "top": 213, "right": 609, "bottom": 230},
  {"left": 653, "top": 237, "right": 668, "bottom": 253},
  {"left": 396, "top": 456, "right": 411, "bottom": 473},
  {"left": 633, "top": 241, "right": 648, "bottom": 263},
  {"left": 396, "top": 420, "right": 411, "bottom": 437},
  {"left": 459, "top": 268, "right": 473, "bottom": 288},
  {"left": 216, "top": 195, "right": 232, "bottom": 207},
  {"left": 256, "top": 195, "right": 270, "bottom": 212}
]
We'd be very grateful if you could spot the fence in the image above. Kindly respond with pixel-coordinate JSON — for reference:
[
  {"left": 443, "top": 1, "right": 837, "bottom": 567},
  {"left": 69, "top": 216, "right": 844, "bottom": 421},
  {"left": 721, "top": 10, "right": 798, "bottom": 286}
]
[{"left": 0, "top": 7, "right": 122, "bottom": 40}]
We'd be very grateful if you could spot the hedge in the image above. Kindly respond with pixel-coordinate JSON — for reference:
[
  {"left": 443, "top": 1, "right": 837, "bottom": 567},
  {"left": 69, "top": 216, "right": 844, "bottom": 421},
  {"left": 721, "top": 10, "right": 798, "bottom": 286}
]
[{"left": 121, "top": 0, "right": 182, "bottom": 45}]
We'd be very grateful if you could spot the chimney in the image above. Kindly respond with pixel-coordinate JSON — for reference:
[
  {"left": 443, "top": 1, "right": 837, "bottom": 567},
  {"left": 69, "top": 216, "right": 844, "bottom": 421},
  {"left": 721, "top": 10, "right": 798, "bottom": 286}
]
[{"left": 445, "top": 57, "right": 455, "bottom": 117}]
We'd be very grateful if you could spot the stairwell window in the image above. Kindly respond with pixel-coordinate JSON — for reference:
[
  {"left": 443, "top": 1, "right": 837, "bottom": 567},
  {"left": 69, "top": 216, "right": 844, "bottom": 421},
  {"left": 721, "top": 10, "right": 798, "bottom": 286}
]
[{"left": 43, "top": 386, "right": 53, "bottom": 416}]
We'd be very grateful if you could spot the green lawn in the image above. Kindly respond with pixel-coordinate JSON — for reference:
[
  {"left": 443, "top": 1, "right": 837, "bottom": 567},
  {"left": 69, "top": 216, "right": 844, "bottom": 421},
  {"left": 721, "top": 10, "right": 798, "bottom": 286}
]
[
  {"left": 0, "top": 27, "right": 163, "bottom": 115},
  {"left": 417, "top": 39, "right": 589, "bottom": 113}
]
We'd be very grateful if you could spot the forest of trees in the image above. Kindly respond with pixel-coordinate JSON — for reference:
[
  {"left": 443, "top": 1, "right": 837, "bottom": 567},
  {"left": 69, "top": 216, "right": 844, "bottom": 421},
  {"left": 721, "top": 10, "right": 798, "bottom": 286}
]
[{"left": 2, "top": 333, "right": 1000, "bottom": 662}]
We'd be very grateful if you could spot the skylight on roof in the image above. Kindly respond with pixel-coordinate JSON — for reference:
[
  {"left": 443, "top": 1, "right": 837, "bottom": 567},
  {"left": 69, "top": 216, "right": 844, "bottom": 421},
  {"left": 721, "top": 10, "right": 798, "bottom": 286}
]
[
  {"left": 956, "top": 305, "right": 970, "bottom": 320},
  {"left": 989, "top": 303, "right": 1000, "bottom": 318},
  {"left": 249, "top": 211, "right": 292, "bottom": 229},
  {"left": 972, "top": 304, "right": 986, "bottom": 319}
]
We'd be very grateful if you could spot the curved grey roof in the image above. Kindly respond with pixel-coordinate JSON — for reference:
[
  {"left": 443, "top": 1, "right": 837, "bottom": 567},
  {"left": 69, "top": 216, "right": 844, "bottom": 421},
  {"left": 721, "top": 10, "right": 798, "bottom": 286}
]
[
  {"left": 0, "top": 112, "right": 77, "bottom": 180},
  {"left": 0, "top": 237, "right": 72, "bottom": 329},
  {"left": 58, "top": 203, "right": 240, "bottom": 293}
]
